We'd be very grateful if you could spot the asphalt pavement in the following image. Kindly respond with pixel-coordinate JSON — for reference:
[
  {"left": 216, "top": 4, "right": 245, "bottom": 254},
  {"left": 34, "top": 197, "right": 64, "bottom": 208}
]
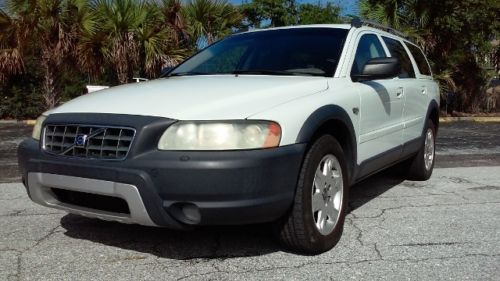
[{"left": 0, "top": 122, "right": 499, "bottom": 280}]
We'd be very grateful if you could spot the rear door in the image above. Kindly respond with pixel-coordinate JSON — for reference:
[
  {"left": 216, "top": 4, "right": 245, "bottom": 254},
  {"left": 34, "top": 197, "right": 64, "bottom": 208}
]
[
  {"left": 380, "top": 36, "right": 421, "bottom": 144},
  {"left": 403, "top": 42, "right": 434, "bottom": 142}
]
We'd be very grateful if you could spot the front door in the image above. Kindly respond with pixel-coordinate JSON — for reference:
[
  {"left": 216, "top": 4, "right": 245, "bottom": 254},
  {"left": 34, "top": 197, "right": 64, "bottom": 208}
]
[{"left": 351, "top": 33, "right": 404, "bottom": 163}]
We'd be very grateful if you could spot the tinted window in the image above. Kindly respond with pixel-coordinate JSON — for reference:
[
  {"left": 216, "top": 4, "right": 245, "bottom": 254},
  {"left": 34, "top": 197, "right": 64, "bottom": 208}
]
[
  {"left": 170, "top": 28, "right": 348, "bottom": 77},
  {"left": 406, "top": 43, "right": 431, "bottom": 76},
  {"left": 382, "top": 37, "right": 415, "bottom": 78},
  {"left": 351, "top": 34, "right": 386, "bottom": 76}
]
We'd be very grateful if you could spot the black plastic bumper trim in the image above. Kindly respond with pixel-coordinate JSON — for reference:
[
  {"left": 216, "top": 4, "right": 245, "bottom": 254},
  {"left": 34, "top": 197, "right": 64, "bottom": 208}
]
[{"left": 19, "top": 135, "right": 306, "bottom": 228}]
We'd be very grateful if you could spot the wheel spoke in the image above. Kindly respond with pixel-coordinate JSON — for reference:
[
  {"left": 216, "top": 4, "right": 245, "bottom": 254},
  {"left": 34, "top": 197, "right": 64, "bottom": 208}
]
[
  {"left": 323, "top": 159, "right": 331, "bottom": 176},
  {"left": 312, "top": 192, "right": 324, "bottom": 212},
  {"left": 327, "top": 184, "right": 336, "bottom": 197},
  {"left": 328, "top": 168, "right": 342, "bottom": 193},
  {"left": 314, "top": 169, "right": 325, "bottom": 188},
  {"left": 316, "top": 210, "right": 326, "bottom": 229},
  {"left": 325, "top": 200, "right": 338, "bottom": 219},
  {"left": 328, "top": 172, "right": 339, "bottom": 189}
]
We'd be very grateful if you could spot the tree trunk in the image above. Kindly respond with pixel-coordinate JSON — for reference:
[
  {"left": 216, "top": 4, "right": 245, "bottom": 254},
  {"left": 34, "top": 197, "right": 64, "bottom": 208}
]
[
  {"left": 117, "top": 64, "right": 129, "bottom": 84},
  {"left": 42, "top": 60, "right": 60, "bottom": 110}
]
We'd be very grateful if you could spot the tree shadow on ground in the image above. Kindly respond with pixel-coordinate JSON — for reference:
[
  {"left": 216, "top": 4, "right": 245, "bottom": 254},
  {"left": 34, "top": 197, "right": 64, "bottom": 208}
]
[{"left": 60, "top": 169, "right": 405, "bottom": 259}]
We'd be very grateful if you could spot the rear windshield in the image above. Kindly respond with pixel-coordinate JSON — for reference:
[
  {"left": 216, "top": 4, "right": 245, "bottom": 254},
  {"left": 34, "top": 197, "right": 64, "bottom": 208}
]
[{"left": 169, "top": 28, "right": 349, "bottom": 77}]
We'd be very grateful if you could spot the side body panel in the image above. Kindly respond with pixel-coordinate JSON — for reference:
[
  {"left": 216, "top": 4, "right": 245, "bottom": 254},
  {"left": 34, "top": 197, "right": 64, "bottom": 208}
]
[
  {"left": 248, "top": 78, "right": 361, "bottom": 148},
  {"left": 253, "top": 26, "right": 439, "bottom": 183},
  {"left": 341, "top": 30, "right": 405, "bottom": 163},
  {"left": 402, "top": 41, "right": 440, "bottom": 140}
]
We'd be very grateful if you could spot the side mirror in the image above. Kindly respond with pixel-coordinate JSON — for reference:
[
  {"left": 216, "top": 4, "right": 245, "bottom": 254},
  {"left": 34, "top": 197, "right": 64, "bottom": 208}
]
[
  {"left": 352, "top": 57, "right": 400, "bottom": 82},
  {"left": 160, "top": 66, "right": 173, "bottom": 77}
]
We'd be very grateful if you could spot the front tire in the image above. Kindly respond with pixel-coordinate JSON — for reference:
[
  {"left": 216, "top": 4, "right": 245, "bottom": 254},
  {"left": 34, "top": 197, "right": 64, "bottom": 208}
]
[
  {"left": 407, "top": 120, "right": 436, "bottom": 180},
  {"left": 274, "top": 135, "right": 349, "bottom": 254}
]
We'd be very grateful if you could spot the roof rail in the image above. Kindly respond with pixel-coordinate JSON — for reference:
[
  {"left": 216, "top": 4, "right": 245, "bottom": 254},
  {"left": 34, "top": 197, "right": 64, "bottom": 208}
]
[{"left": 350, "top": 17, "right": 408, "bottom": 39}]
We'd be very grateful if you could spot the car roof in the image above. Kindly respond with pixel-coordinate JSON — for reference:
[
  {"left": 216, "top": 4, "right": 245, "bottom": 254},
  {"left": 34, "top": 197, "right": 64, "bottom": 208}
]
[
  {"left": 245, "top": 24, "right": 352, "bottom": 33},
  {"left": 231, "top": 24, "right": 420, "bottom": 50},
  {"left": 239, "top": 24, "right": 410, "bottom": 41}
]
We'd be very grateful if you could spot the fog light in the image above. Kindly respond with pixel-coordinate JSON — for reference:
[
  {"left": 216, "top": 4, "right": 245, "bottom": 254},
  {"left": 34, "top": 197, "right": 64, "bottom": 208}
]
[{"left": 181, "top": 204, "right": 201, "bottom": 224}]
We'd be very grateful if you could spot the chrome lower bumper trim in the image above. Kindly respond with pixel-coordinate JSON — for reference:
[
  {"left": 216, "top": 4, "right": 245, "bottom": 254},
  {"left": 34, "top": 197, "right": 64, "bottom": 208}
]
[{"left": 27, "top": 173, "right": 157, "bottom": 226}]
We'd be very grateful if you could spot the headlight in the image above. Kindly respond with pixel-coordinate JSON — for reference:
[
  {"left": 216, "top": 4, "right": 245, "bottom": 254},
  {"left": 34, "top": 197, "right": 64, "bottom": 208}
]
[
  {"left": 32, "top": 115, "right": 47, "bottom": 140},
  {"left": 158, "top": 121, "right": 281, "bottom": 150}
]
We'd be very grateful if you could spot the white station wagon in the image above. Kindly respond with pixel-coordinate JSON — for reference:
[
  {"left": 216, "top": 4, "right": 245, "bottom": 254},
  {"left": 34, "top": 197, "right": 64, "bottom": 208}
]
[{"left": 18, "top": 20, "right": 439, "bottom": 254}]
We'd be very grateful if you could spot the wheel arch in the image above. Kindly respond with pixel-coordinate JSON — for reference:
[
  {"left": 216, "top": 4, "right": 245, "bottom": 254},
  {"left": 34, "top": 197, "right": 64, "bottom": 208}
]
[
  {"left": 426, "top": 99, "right": 439, "bottom": 134},
  {"left": 296, "top": 105, "right": 357, "bottom": 184}
]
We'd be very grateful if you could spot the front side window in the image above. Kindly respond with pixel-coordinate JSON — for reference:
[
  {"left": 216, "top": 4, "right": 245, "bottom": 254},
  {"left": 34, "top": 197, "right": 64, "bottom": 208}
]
[
  {"left": 382, "top": 37, "right": 416, "bottom": 78},
  {"left": 351, "top": 34, "right": 386, "bottom": 76},
  {"left": 169, "top": 28, "right": 349, "bottom": 77},
  {"left": 406, "top": 43, "right": 432, "bottom": 76}
]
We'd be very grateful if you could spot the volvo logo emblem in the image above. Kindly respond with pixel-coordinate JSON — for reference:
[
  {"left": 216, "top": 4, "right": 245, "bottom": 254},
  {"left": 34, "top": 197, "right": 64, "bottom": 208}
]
[{"left": 75, "top": 134, "right": 88, "bottom": 147}]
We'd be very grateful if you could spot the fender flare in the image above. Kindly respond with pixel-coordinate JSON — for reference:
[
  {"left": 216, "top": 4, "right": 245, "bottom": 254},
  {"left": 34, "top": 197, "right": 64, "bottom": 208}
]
[
  {"left": 295, "top": 105, "right": 357, "bottom": 181},
  {"left": 424, "top": 99, "right": 440, "bottom": 134}
]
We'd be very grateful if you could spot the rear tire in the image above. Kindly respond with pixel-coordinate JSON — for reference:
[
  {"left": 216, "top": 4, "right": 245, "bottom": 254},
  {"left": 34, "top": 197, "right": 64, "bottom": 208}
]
[
  {"left": 274, "top": 135, "right": 349, "bottom": 254},
  {"left": 407, "top": 120, "right": 436, "bottom": 181}
]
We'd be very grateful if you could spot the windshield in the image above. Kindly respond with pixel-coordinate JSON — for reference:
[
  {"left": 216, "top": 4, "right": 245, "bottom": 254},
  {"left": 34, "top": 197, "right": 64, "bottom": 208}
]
[{"left": 169, "top": 28, "right": 348, "bottom": 77}]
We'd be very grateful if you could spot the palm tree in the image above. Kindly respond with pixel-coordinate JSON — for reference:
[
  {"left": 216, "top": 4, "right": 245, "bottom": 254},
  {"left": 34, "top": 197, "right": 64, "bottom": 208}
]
[
  {"left": 1, "top": 0, "right": 94, "bottom": 109},
  {"left": 184, "top": 0, "right": 242, "bottom": 46},
  {"left": 92, "top": 0, "right": 147, "bottom": 84},
  {"left": 85, "top": 0, "right": 186, "bottom": 83},
  {"left": 159, "top": 0, "right": 189, "bottom": 46},
  {"left": 136, "top": 2, "right": 186, "bottom": 77},
  {"left": 359, "top": 0, "right": 433, "bottom": 40},
  {"left": 0, "top": 7, "right": 25, "bottom": 82}
]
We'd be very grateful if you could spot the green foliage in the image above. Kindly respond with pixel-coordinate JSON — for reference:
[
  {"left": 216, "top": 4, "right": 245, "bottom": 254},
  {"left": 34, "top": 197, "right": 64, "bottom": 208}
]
[
  {"left": 5, "top": 0, "right": 492, "bottom": 116},
  {"left": 0, "top": 0, "right": 196, "bottom": 117},
  {"left": 240, "top": 0, "right": 342, "bottom": 29},
  {"left": 240, "top": 0, "right": 298, "bottom": 27},
  {"left": 298, "top": 2, "right": 341, "bottom": 25},
  {"left": 0, "top": 54, "right": 45, "bottom": 119},
  {"left": 184, "top": 0, "right": 242, "bottom": 46},
  {"left": 0, "top": 84, "right": 44, "bottom": 119}
]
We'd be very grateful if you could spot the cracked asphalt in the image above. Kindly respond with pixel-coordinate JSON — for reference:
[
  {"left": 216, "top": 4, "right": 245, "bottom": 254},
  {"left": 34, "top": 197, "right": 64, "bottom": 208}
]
[{"left": 0, "top": 122, "right": 499, "bottom": 280}]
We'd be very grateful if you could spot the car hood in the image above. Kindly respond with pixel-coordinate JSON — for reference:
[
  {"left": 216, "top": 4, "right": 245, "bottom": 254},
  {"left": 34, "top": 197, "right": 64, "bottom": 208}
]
[{"left": 51, "top": 75, "right": 328, "bottom": 120}]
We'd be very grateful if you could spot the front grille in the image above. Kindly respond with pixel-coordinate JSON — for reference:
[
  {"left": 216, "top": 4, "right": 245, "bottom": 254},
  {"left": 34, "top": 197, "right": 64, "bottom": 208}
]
[{"left": 43, "top": 124, "right": 135, "bottom": 160}]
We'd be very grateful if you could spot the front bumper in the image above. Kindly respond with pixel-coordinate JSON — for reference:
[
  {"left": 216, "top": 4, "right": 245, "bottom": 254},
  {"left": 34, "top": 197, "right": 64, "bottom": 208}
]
[{"left": 18, "top": 135, "right": 306, "bottom": 229}]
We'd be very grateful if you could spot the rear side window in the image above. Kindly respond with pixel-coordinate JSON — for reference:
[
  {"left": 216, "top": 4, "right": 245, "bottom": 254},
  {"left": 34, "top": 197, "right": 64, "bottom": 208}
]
[
  {"left": 351, "top": 34, "right": 386, "bottom": 76},
  {"left": 406, "top": 43, "right": 431, "bottom": 76},
  {"left": 382, "top": 37, "right": 415, "bottom": 78}
]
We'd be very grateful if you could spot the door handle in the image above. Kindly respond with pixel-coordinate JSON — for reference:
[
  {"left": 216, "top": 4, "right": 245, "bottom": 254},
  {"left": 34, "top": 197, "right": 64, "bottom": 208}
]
[{"left": 396, "top": 87, "right": 404, "bottom": 99}]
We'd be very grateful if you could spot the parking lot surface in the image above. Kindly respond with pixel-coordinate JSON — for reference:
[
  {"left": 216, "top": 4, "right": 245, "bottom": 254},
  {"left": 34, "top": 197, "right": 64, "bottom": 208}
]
[{"left": 0, "top": 122, "right": 499, "bottom": 280}]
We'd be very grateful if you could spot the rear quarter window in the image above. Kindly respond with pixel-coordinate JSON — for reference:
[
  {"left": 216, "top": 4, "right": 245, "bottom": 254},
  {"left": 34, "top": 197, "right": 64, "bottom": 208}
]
[{"left": 406, "top": 43, "right": 432, "bottom": 76}]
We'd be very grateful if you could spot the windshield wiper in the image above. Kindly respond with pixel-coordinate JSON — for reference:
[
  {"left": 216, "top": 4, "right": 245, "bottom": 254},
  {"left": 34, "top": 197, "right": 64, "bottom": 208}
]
[
  {"left": 168, "top": 71, "right": 211, "bottom": 77},
  {"left": 232, "top": 69, "right": 328, "bottom": 77},
  {"left": 168, "top": 69, "right": 325, "bottom": 77},
  {"left": 232, "top": 69, "right": 295, "bottom": 76}
]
